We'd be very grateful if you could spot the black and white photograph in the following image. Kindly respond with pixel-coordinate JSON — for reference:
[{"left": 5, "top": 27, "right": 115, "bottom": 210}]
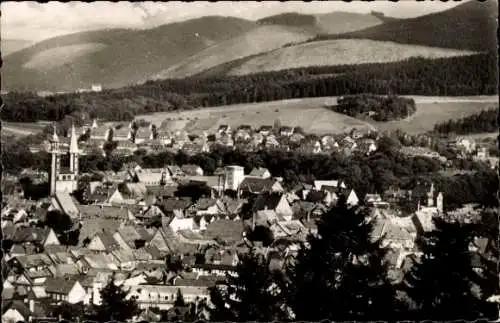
[{"left": 1, "top": 1, "right": 499, "bottom": 322}]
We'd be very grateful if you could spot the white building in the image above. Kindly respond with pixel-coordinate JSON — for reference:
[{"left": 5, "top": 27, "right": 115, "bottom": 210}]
[{"left": 224, "top": 165, "right": 245, "bottom": 191}]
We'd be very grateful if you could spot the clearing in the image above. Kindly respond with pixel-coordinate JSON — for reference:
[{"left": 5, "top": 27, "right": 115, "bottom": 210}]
[
  {"left": 226, "top": 39, "right": 478, "bottom": 76},
  {"left": 2, "top": 121, "right": 47, "bottom": 137},
  {"left": 136, "top": 95, "right": 498, "bottom": 135}
]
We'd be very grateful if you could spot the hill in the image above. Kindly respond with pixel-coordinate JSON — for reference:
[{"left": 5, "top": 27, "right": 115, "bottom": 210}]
[
  {"left": 257, "top": 11, "right": 385, "bottom": 34},
  {"left": 224, "top": 39, "right": 477, "bottom": 76},
  {"left": 320, "top": 0, "right": 498, "bottom": 51},
  {"left": 2, "top": 16, "right": 256, "bottom": 92},
  {"left": 2, "top": 39, "right": 33, "bottom": 56},
  {"left": 154, "top": 25, "right": 315, "bottom": 79}
]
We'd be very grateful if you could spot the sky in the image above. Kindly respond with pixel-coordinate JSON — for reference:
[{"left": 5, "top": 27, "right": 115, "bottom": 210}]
[{"left": 1, "top": 1, "right": 466, "bottom": 43}]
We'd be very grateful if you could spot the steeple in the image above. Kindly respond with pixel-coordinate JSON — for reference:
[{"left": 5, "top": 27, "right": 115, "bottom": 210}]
[
  {"left": 52, "top": 125, "right": 59, "bottom": 143},
  {"left": 69, "top": 123, "right": 79, "bottom": 154}
]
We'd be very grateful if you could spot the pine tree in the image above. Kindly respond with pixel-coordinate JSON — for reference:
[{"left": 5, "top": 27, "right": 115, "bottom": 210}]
[
  {"left": 287, "top": 197, "right": 402, "bottom": 321},
  {"left": 208, "top": 250, "right": 290, "bottom": 322},
  {"left": 94, "top": 278, "right": 139, "bottom": 322},
  {"left": 403, "top": 218, "right": 497, "bottom": 320},
  {"left": 175, "top": 288, "right": 186, "bottom": 307}
]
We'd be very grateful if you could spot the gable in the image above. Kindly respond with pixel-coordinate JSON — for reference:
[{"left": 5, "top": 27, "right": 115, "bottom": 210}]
[
  {"left": 87, "top": 236, "right": 106, "bottom": 251},
  {"left": 43, "top": 229, "right": 60, "bottom": 246}
]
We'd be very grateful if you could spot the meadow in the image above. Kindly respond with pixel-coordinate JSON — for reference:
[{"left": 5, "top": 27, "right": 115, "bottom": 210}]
[{"left": 137, "top": 95, "right": 498, "bottom": 135}]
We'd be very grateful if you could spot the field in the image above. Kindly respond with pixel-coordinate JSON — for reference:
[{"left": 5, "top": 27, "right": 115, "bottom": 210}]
[
  {"left": 2, "top": 121, "right": 48, "bottom": 137},
  {"left": 154, "top": 25, "right": 314, "bottom": 79},
  {"left": 227, "top": 39, "right": 478, "bottom": 76},
  {"left": 136, "top": 96, "right": 498, "bottom": 135}
]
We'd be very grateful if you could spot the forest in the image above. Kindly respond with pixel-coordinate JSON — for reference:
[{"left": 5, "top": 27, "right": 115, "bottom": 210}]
[
  {"left": 333, "top": 94, "right": 416, "bottom": 121},
  {"left": 2, "top": 52, "right": 497, "bottom": 124},
  {"left": 433, "top": 107, "right": 498, "bottom": 135}
]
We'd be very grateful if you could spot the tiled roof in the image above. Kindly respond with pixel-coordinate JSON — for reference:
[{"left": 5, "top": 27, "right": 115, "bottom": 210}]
[
  {"left": 249, "top": 167, "right": 270, "bottom": 178},
  {"left": 239, "top": 177, "right": 279, "bottom": 193},
  {"left": 252, "top": 192, "right": 284, "bottom": 212},
  {"left": 96, "top": 231, "right": 119, "bottom": 250},
  {"left": 181, "top": 164, "right": 203, "bottom": 175},
  {"left": 204, "top": 219, "right": 244, "bottom": 243},
  {"left": 53, "top": 263, "right": 80, "bottom": 277},
  {"left": 194, "top": 198, "right": 218, "bottom": 211},
  {"left": 160, "top": 198, "right": 193, "bottom": 213},
  {"left": 10, "top": 227, "right": 52, "bottom": 244},
  {"left": 45, "top": 277, "right": 78, "bottom": 294}
]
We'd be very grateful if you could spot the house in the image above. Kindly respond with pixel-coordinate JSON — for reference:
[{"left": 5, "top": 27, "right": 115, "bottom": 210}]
[
  {"left": 192, "top": 263, "right": 237, "bottom": 277},
  {"left": 87, "top": 231, "right": 120, "bottom": 252},
  {"left": 251, "top": 192, "right": 294, "bottom": 221},
  {"left": 2, "top": 300, "right": 33, "bottom": 323},
  {"left": 108, "top": 183, "right": 148, "bottom": 204},
  {"left": 279, "top": 126, "right": 294, "bottom": 137},
  {"left": 345, "top": 189, "right": 360, "bottom": 206},
  {"left": 181, "top": 165, "right": 204, "bottom": 176},
  {"left": 203, "top": 219, "right": 245, "bottom": 244},
  {"left": 265, "top": 135, "right": 280, "bottom": 149},
  {"left": 113, "top": 226, "right": 152, "bottom": 251},
  {"left": 192, "top": 198, "right": 226, "bottom": 216},
  {"left": 365, "top": 194, "right": 383, "bottom": 205},
  {"left": 371, "top": 219, "right": 416, "bottom": 250},
  {"left": 314, "top": 180, "right": 347, "bottom": 191},
  {"left": 166, "top": 165, "right": 184, "bottom": 177},
  {"left": 45, "top": 277, "right": 87, "bottom": 304},
  {"left": 259, "top": 125, "right": 273, "bottom": 136},
  {"left": 7, "top": 227, "right": 60, "bottom": 247},
  {"left": 218, "top": 125, "right": 231, "bottom": 134},
  {"left": 455, "top": 137, "right": 476, "bottom": 154},
  {"left": 160, "top": 198, "right": 193, "bottom": 218},
  {"left": 182, "top": 142, "right": 210, "bottom": 155},
  {"left": 168, "top": 216, "right": 196, "bottom": 232},
  {"left": 248, "top": 167, "right": 271, "bottom": 179},
  {"left": 127, "top": 284, "right": 211, "bottom": 310},
  {"left": 238, "top": 177, "right": 284, "bottom": 196},
  {"left": 271, "top": 220, "right": 308, "bottom": 241},
  {"left": 291, "top": 201, "right": 326, "bottom": 220},
  {"left": 79, "top": 253, "right": 120, "bottom": 272}
]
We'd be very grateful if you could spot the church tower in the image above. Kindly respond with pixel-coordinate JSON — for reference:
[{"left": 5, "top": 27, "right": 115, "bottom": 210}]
[
  {"left": 427, "top": 182, "right": 435, "bottom": 207},
  {"left": 50, "top": 126, "right": 60, "bottom": 196},
  {"left": 436, "top": 192, "right": 444, "bottom": 214},
  {"left": 69, "top": 124, "right": 79, "bottom": 174},
  {"left": 50, "top": 123, "right": 80, "bottom": 195}
]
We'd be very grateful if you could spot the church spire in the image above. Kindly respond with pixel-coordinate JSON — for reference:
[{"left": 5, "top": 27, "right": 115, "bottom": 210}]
[
  {"left": 52, "top": 125, "right": 59, "bottom": 142},
  {"left": 70, "top": 123, "right": 79, "bottom": 154}
]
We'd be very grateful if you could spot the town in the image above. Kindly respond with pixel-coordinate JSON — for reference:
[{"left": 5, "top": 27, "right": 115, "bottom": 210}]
[
  {"left": 2, "top": 114, "right": 498, "bottom": 322},
  {"left": 2, "top": 1, "right": 499, "bottom": 322}
]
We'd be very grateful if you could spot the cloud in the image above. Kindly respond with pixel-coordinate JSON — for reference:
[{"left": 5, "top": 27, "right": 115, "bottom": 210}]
[{"left": 1, "top": 1, "right": 464, "bottom": 42}]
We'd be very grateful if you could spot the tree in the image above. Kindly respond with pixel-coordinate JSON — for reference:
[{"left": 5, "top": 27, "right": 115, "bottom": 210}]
[
  {"left": 175, "top": 182, "right": 211, "bottom": 202},
  {"left": 93, "top": 278, "right": 139, "bottom": 322},
  {"left": 287, "top": 197, "right": 403, "bottom": 321},
  {"left": 175, "top": 289, "right": 186, "bottom": 307},
  {"left": 45, "top": 210, "right": 73, "bottom": 234},
  {"left": 247, "top": 225, "right": 274, "bottom": 247},
  {"left": 208, "top": 250, "right": 290, "bottom": 322},
  {"left": 403, "top": 218, "right": 497, "bottom": 320}
]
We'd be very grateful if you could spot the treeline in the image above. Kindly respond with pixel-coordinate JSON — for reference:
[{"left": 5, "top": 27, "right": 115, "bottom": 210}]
[
  {"left": 5, "top": 139, "right": 497, "bottom": 210},
  {"left": 2, "top": 52, "right": 497, "bottom": 123},
  {"left": 433, "top": 107, "right": 498, "bottom": 135},
  {"left": 333, "top": 94, "right": 416, "bottom": 121}
]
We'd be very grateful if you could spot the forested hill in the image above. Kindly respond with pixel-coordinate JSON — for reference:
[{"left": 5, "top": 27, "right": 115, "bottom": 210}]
[
  {"left": 2, "top": 52, "right": 497, "bottom": 125},
  {"left": 313, "top": 0, "right": 498, "bottom": 51}
]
